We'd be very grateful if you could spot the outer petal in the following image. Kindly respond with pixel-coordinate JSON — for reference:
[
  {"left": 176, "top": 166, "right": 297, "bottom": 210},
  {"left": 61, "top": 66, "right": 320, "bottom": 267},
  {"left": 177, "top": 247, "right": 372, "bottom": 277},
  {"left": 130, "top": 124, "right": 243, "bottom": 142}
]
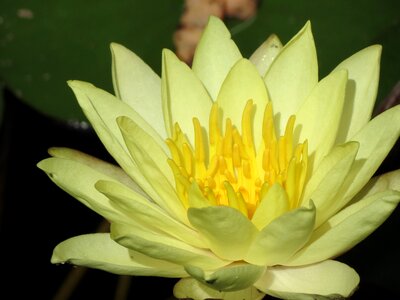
[
  {"left": 111, "top": 43, "right": 166, "bottom": 138},
  {"left": 188, "top": 206, "right": 259, "bottom": 261},
  {"left": 67, "top": 81, "right": 164, "bottom": 196},
  {"left": 118, "top": 116, "right": 187, "bottom": 224},
  {"left": 328, "top": 105, "right": 400, "bottom": 217},
  {"left": 351, "top": 169, "right": 400, "bottom": 202},
  {"left": 48, "top": 147, "right": 142, "bottom": 194},
  {"left": 264, "top": 21, "right": 318, "bottom": 134},
  {"left": 216, "top": 58, "right": 270, "bottom": 147},
  {"left": 250, "top": 34, "right": 282, "bottom": 76},
  {"left": 192, "top": 16, "right": 242, "bottom": 100},
  {"left": 111, "top": 222, "right": 230, "bottom": 270},
  {"left": 245, "top": 202, "right": 315, "bottom": 266},
  {"left": 174, "top": 278, "right": 265, "bottom": 300},
  {"left": 334, "top": 45, "right": 382, "bottom": 144},
  {"left": 185, "top": 262, "right": 265, "bottom": 292},
  {"left": 254, "top": 260, "right": 360, "bottom": 299},
  {"left": 162, "top": 49, "right": 213, "bottom": 142},
  {"left": 287, "top": 190, "right": 400, "bottom": 266},
  {"left": 37, "top": 157, "right": 132, "bottom": 225},
  {"left": 300, "top": 142, "right": 359, "bottom": 226},
  {"left": 52, "top": 233, "right": 186, "bottom": 277},
  {"left": 95, "top": 180, "right": 206, "bottom": 249},
  {"left": 295, "top": 70, "right": 348, "bottom": 171}
]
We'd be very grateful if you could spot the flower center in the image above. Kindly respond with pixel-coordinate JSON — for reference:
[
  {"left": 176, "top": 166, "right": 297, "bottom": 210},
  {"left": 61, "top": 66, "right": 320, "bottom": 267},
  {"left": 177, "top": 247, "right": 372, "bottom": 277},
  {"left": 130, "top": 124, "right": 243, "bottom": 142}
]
[{"left": 166, "top": 100, "right": 308, "bottom": 218}]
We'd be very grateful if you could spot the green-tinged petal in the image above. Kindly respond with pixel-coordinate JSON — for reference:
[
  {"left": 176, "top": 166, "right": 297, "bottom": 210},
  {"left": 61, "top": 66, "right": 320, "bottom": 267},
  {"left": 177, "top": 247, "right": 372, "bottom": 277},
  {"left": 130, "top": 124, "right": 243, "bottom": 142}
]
[
  {"left": 329, "top": 105, "right": 400, "bottom": 217},
  {"left": 216, "top": 58, "right": 270, "bottom": 147},
  {"left": 287, "top": 190, "right": 400, "bottom": 266},
  {"left": 96, "top": 180, "right": 206, "bottom": 249},
  {"left": 37, "top": 157, "right": 131, "bottom": 225},
  {"left": 300, "top": 142, "right": 359, "bottom": 227},
  {"left": 295, "top": 70, "right": 348, "bottom": 171},
  {"left": 68, "top": 80, "right": 166, "bottom": 156},
  {"left": 162, "top": 49, "right": 213, "bottom": 143},
  {"left": 188, "top": 206, "right": 259, "bottom": 261},
  {"left": 111, "top": 223, "right": 230, "bottom": 270},
  {"left": 67, "top": 81, "right": 165, "bottom": 198},
  {"left": 264, "top": 21, "right": 318, "bottom": 134},
  {"left": 185, "top": 262, "right": 265, "bottom": 292},
  {"left": 334, "top": 45, "right": 382, "bottom": 144},
  {"left": 174, "top": 277, "right": 265, "bottom": 300},
  {"left": 251, "top": 183, "right": 289, "bottom": 230},
  {"left": 245, "top": 202, "right": 315, "bottom": 266},
  {"left": 52, "top": 233, "right": 186, "bottom": 277},
  {"left": 118, "top": 117, "right": 187, "bottom": 224},
  {"left": 111, "top": 43, "right": 166, "bottom": 138},
  {"left": 351, "top": 169, "right": 400, "bottom": 203},
  {"left": 192, "top": 16, "right": 242, "bottom": 100},
  {"left": 254, "top": 260, "right": 360, "bottom": 299},
  {"left": 48, "top": 147, "right": 144, "bottom": 195},
  {"left": 250, "top": 34, "right": 282, "bottom": 76}
]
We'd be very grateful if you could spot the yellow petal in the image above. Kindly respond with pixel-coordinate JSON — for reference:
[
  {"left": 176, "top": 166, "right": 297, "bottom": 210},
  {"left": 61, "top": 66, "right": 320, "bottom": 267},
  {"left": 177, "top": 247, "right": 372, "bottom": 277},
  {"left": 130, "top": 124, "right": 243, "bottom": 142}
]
[
  {"left": 328, "top": 105, "right": 400, "bottom": 219},
  {"left": 67, "top": 80, "right": 165, "bottom": 194},
  {"left": 251, "top": 183, "right": 289, "bottom": 230},
  {"left": 295, "top": 70, "right": 348, "bottom": 171},
  {"left": 188, "top": 206, "right": 259, "bottom": 261},
  {"left": 111, "top": 43, "right": 166, "bottom": 138},
  {"left": 96, "top": 180, "right": 206, "bottom": 249},
  {"left": 162, "top": 49, "right": 213, "bottom": 143},
  {"left": 117, "top": 116, "right": 187, "bottom": 224},
  {"left": 192, "top": 16, "right": 242, "bottom": 100},
  {"left": 37, "top": 157, "right": 132, "bottom": 225},
  {"left": 250, "top": 34, "right": 283, "bottom": 76},
  {"left": 52, "top": 233, "right": 187, "bottom": 277},
  {"left": 173, "top": 277, "right": 265, "bottom": 300},
  {"left": 184, "top": 262, "right": 265, "bottom": 292},
  {"left": 351, "top": 169, "right": 400, "bottom": 202},
  {"left": 287, "top": 190, "right": 400, "bottom": 266},
  {"left": 264, "top": 21, "right": 318, "bottom": 134},
  {"left": 111, "top": 222, "right": 230, "bottom": 270},
  {"left": 48, "top": 147, "right": 141, "bottom": 193},
  {"left": 300, "top": 142, "right": 359, "bottom": 227},
  {"left": 254, "top": 260, "right": 359, "bottom": 299},
  {"left": 334, "top": 45, "right": 382, "bottom": 144},
  {"left": 217, "top": 58, "right": 270, "bottom": 147},
  {"left": 245, "top": 202, "right": 315, "bottom": 266}
]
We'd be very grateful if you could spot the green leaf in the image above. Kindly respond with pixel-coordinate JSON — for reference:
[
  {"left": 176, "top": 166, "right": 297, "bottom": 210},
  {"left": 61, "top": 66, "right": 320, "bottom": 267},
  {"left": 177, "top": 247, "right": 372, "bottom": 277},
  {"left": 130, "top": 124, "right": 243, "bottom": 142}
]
[{"left": 0, "top": 0, "right": 183, "bottom": 121}]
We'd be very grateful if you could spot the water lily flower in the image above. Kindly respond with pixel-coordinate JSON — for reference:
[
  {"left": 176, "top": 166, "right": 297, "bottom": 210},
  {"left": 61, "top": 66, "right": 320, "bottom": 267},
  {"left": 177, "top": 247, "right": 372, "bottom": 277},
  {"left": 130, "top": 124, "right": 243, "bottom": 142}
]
[{"left": 38, "top": 17, "right": 400, "bottom": 300}]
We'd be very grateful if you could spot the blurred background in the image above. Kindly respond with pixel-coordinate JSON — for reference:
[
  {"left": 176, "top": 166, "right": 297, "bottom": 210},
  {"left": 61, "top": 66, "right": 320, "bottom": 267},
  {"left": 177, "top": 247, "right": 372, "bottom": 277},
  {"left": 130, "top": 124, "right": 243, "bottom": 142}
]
[{"left": 0, "top": 0, "right": 399, "bottom": 299}]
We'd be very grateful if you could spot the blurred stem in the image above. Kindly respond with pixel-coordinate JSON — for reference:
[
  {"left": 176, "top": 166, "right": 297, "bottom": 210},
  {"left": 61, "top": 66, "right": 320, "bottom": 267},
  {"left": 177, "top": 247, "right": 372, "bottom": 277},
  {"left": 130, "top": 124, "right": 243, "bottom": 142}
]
[{"left": 113, "top": 275, "right": 132, "bottom": 300}]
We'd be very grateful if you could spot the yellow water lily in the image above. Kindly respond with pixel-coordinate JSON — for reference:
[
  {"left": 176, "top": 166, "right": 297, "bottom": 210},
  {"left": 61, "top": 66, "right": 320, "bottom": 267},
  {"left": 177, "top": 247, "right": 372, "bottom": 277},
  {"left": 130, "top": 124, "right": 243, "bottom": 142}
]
[{"left": 38, "top": 17, "right": 400, "bottom": 300}]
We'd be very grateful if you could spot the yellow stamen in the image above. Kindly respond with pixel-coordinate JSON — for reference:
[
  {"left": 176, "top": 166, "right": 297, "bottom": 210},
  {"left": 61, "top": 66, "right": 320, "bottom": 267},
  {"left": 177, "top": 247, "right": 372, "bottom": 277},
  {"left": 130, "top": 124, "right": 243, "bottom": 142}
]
[{"left": 167, "top": 100, "right": 308, "bottom": 218}]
